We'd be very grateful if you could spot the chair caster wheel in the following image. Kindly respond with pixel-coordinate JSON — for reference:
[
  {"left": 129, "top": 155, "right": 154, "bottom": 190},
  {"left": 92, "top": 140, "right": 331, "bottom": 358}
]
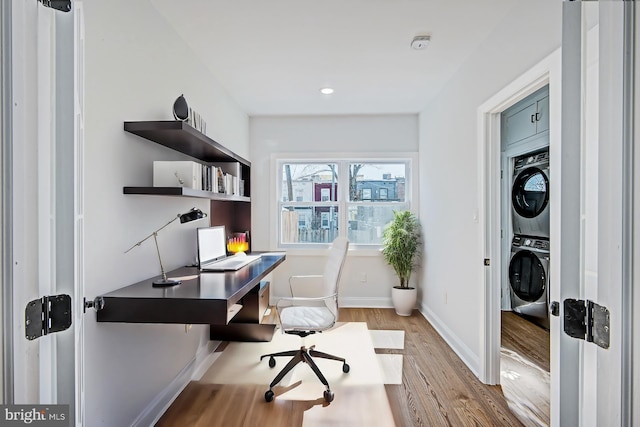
[
  {"left": 323, "top": 390, "right": 334, "bottom": 403},
  {"left": 265, "top": 390, "right": 275, "bottom": 402},
  {"left": 343, "top": 363, "right": 350, "bottom": 373},
  {"left": 269, "top": 357, "right": 276, "bottom": 368}
]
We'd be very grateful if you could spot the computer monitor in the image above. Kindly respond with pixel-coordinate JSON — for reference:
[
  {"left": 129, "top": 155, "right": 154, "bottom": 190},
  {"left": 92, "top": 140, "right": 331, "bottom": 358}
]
[{"left": 197, "top": 225, "right": 227, "bottom": 267}]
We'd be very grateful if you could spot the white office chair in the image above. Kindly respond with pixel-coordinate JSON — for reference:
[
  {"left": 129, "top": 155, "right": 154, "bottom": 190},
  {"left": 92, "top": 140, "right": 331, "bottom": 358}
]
[{"left": 260, "top": 236, "right": 350, "bottom": 403}]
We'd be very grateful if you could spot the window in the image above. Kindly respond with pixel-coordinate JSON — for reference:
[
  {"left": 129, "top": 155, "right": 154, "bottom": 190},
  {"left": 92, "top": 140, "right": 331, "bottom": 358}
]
[
  {"left": 277, "top": 159, "right": 412, "bottom": 247},
  {"left": 320, "top": 212, "right": 330, "bottom": 228}
]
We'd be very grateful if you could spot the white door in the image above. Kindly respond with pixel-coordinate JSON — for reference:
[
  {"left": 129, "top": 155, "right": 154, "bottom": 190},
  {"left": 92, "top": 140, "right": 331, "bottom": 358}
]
[
  {"left": 9, "top": 0, "right": 83, "bottom": 425},
  {"left": 559, "top": 1, "right": 634, "bottom": 426},
  {"left": 481, "top": 2, "right": 634, "bottom": 426}
]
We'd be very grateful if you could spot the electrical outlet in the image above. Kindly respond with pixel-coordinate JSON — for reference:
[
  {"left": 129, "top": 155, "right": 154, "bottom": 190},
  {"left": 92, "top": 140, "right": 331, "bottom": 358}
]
[
  {"left": 185, "top": 324, "right": 192, "bottom": 333},
  {"left": 360, "top": 273, "right": 367, "bottom": 283}
]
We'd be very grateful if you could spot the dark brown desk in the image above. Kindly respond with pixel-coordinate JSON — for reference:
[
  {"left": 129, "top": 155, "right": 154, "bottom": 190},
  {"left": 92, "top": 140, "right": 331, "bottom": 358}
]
[{"left": 96, "top": 253, "right": 285, "bottom": 341}]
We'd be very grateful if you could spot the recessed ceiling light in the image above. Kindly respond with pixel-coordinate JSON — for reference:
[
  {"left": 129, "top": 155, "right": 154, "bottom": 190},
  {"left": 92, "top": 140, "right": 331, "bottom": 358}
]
[{"left": 320, "top": 87, "right": 334, "bottom": 95}]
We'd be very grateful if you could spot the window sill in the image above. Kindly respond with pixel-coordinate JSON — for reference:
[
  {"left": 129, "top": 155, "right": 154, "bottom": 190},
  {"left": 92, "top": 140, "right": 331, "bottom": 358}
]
[{"left": 275, "top": 248, "right": 383, "bottom": 257}]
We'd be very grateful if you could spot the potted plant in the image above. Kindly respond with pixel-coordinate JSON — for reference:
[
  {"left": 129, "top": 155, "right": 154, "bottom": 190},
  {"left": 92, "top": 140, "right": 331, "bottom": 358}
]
[{"left": 381, "top": 210, "right": 421, "bottom": 316}]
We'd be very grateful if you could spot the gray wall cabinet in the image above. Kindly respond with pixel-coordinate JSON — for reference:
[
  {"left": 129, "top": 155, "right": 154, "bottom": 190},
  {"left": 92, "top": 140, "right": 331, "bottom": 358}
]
[{"left": 501, "top": 86, "right": 549, "bottom": 149}]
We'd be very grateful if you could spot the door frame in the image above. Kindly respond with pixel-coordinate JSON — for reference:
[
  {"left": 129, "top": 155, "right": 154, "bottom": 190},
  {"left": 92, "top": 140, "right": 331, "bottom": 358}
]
[
  {"left": 633, "top": 2, "right": 640, "bottom": 420},
  {"left": 477, "top": 48, "right": 561, "bottom": 386},
  {"left": 8, "top": 2, "right": 83, "bottom": 424},
  {"left": 601, "top": 1, "right": 635, "bottom": 424},
  {"left": 620, "top": 2, "right": 635, "bottom": 423},
  {"left": 11, "top": 0, "right": 43, "bottom": 404},
  {"left": 0, "top": 0, "right": 12, "bottom": 404}
]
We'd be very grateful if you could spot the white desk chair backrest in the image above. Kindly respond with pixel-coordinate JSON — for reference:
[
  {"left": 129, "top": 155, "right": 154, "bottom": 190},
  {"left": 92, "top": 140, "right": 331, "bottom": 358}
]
[{"left": 322, "top": 237, "right": 349, "bottom": 298}]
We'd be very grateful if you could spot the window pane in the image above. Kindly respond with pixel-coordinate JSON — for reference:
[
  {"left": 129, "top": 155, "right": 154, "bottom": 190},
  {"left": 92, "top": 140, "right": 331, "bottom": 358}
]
[
  {"left": 281, "top": 163, "right": 338, "bottom": 202},
  {"left": 349, "top": 163, "right": 406, "bottom": 202},
  {"left": 281, "top": 206, "right": 339, "bottom": 243},
  {"left": 347, "top": 204, "right": 408, "bottom": 244}
]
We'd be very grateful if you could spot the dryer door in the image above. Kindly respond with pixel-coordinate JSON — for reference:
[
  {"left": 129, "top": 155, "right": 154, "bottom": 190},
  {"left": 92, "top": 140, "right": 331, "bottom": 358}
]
[
  {"left": 508, "top": 250, "right": 546, "bottom": 302},
  {"left": 512, "top": 167, "right": 549, "bottom": 219}
]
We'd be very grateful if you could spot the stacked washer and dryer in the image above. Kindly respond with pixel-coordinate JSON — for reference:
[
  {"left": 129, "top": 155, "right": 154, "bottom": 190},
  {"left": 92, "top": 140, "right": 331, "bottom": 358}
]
[{"left": 509, "top": 149, "right": 550, "bottom": 329}]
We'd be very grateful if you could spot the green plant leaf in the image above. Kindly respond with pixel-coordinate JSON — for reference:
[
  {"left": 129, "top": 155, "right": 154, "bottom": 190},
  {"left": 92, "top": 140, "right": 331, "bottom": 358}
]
[{"left": 381, "top": 210, "right": 421, "bottom": 288}]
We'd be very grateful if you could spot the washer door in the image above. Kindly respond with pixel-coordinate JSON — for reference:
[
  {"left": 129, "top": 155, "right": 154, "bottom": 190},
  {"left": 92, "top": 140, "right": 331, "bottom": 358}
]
[
  {"left": 512, "top": 167, "right": 549, "bottom": 218},
  {"left": 509, "top": 250, "right": 546, "bottom": 302}
]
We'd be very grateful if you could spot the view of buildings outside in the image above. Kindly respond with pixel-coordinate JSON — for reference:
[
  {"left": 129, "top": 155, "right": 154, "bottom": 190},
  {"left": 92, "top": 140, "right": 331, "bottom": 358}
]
[{"left": 280, "top": 162, "right": 408, "bottom": 245}]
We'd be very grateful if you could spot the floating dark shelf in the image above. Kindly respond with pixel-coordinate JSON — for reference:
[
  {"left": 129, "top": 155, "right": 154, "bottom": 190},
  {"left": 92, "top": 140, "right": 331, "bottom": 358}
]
[
  {"left": 123, "top": 120, "right": 251, "bottom": 200},
  {"left": 123, "top": 186, "right": 250, "bottom": 202},
  {"left": 124, "top": 120, "right": 250, "bottom": 166}
]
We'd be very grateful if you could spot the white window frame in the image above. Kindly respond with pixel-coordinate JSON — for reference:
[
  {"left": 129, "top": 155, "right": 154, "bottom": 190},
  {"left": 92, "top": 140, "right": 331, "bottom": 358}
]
[{"left": 272, "top": 153, "right": 418, "bottom": 252}]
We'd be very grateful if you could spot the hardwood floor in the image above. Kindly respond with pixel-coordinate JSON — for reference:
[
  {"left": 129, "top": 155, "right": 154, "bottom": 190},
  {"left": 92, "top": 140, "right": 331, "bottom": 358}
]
[
  {"left": 500, "top": 311, "right": 550, "bottom": 427},
  {"left": 501, "top": 311, "right": 550, "bottom": 372},
  {"left": 157, "top": 308, "right": 525, "bottom": 427}
]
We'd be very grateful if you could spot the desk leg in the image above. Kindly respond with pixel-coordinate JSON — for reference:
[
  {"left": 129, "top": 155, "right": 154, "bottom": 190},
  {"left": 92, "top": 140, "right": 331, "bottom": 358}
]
[{"left": 210, "top": 281, "right": 277, "bottom": 342}]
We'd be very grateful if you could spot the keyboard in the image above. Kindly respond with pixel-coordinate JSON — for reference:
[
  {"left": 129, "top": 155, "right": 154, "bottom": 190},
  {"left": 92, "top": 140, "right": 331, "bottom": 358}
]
[{"left": 201, "top": 255, "right": 261, "bottom": 271}]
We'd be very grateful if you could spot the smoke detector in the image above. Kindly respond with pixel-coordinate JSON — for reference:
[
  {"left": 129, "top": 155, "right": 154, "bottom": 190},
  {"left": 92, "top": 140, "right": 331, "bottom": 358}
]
[{"left": 410, "top": 35, "right": 431, "bottom": 50}]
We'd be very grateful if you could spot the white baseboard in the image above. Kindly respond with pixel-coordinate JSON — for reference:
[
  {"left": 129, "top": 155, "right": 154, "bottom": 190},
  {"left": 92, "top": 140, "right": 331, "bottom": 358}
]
[
  {"left": 339, "top": 297, "right": 393, "bottom": 308},
  {"left": 418, "top": 302, "right": 480, "bottom": 378},
  {"left": 132, "top": 340, "right": 222, "bottom": 427}
]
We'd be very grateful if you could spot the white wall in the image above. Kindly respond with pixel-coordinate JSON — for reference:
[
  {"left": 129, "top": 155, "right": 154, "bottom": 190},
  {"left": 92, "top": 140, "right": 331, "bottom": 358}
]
[
  {"left": 418, "top": 0, "right": 562, "bottom": 374},
  {"left": 83, "top": 0, "right": 248, "bottom": 425},
  {"left": 250, "top": 115, "right": 418, "bottom": 305}
]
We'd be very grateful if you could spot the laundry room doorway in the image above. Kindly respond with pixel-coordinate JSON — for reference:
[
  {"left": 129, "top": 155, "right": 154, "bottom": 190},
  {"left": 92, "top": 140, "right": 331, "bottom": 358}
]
[
  {"left": 476, "top": 45, "right": 560, "bottom": 387},
  {"left": 499, "top": 87, "right": 551, "bottom": 425},
  {"left": 476, "top": 20, "right": 566, "bottom": 426}
]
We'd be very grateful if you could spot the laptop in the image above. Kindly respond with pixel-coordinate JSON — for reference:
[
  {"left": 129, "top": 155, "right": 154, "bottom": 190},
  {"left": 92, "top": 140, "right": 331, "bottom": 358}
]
[{"left": 197, "top": 225, "right": 260, "bottom": 271}]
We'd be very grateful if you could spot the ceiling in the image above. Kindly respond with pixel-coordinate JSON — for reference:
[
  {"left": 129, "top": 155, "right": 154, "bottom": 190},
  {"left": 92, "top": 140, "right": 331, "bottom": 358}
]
[{"left": 151, "top": 0, "right": 516, "bottom": 116}]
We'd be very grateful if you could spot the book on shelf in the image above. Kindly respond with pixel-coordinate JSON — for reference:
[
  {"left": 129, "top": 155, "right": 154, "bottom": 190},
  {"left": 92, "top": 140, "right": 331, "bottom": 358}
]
[
  {"left": 216, "top": 167, "right": 225, "bottom": 194},
  {"left": 213, "top": 162, "right": 245, "bottom": 196},
  {"left": 152, "top": 161, "right": 245, "bottom": 196},
  {"left": 225, "top": 173, "right": 233, "bottom": 195},
  {"left": 232, "top": 175, "right": 239, "bottom": 195}
]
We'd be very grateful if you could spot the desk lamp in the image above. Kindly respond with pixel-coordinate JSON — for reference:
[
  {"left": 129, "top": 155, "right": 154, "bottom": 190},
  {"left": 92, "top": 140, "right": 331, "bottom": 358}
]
[{"left": 125, "top": 207, "right": 207, "bottom": 287}]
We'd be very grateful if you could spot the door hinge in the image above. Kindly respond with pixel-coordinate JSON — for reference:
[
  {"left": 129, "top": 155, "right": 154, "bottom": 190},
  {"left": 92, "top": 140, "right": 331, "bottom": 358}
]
[
  {"left": 25, "top": 294, "right": 72, "bottom": 340},
  {"left": 38, "top": 0, "right": 71, "bottom": 12},
  {"left": 563, "top": 298, "right": 610, "bottom": 349}
]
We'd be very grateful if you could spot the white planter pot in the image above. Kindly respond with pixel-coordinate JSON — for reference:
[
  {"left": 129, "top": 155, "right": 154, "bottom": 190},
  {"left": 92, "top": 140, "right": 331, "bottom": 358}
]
[{"left": 391, "top": 286, "right": 417, "bottom": 316}]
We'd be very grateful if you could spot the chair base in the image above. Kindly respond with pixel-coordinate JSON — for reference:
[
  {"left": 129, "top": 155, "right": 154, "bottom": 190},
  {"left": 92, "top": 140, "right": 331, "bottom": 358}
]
[{"left": 260, "top": 345, "right": 350, "bottom": 402}]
